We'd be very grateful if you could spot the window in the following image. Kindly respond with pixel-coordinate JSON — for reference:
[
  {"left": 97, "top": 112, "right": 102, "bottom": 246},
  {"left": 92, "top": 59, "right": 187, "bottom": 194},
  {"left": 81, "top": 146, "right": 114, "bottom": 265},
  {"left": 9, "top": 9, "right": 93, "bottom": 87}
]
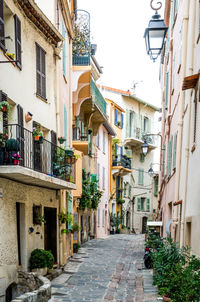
[
  {"left": 138, "top": 168, "right": 144, "bottom": 185},
  {"left": 0, "top": 0, "right": 5, "bottom": 52},
  {"left": 141, "top": 115, "right": 151, "bottom": 138},
  {"left": 36, "top": 43, "right": 46, "bottom": 99},
  {"left": 98, "top": 208, "right": 100, "bottom": 227},
  {"left": 116, "top": 176, "right": 121, "bottom": 199},
  {"left": 141, "top": 198, "right": 145, "bottom": 211},
  {"left": 167, "top": 136, "right": 173, "bottom": 177},
  {"left": 103, "top": 131, "right": 105, "bottom": 153},
  {"left": 123, "top": 182, "right": 127, "bottom": 197},
  {"left": 114, "top": 109, "right": 124, "bottom": 128},
  {"left": 103, "top": 167, "right": 105, "bottom": 190},
  {"left": 146, "top": 198, "right": 150, "bottom": 212},
  {"left": 102, "top": 209, "right": 105, "bottom": 227},
  {"left": 128, "top": 184, "right": 131, "bottom": 198},
  {"left": 14, "top": 15, "right": 22, "bottom": 69}
]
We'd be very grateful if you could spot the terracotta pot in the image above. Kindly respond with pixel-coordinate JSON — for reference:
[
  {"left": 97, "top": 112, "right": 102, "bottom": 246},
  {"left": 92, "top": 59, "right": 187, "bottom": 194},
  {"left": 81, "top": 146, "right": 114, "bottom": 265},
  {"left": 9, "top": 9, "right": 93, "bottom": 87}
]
[
  {"left": 163, "top": 296, "right": 171, "bottom": 302},
  {"left": 1, "top": 105, "right": 8, "bottom": 112},
  {"left": 34, "top": 136, "right": 40, "bottom": 141},
  {"left": 25, "top": 112, "right": 33, "bottom": 123}
]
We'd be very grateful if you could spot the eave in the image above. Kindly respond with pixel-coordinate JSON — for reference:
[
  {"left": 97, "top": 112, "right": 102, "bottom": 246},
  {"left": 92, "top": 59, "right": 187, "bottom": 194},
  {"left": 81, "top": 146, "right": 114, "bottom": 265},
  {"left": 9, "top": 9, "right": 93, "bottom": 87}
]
[{"left": 16, "top": 0, "right": 64, "bottom": 47}]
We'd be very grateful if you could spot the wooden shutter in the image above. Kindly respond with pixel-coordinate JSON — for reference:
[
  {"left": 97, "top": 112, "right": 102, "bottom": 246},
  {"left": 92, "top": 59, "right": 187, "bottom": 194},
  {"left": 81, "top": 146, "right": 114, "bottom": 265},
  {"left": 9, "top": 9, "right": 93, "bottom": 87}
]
[
  {"left": 138, "top": 169, "right": 144, "bottom": 185},
  {"left": 173, "top": 132, "right": 177, "bottom": 169},
  {"left": 137, "top": 198, "right": 141, "bottom": 211},
  {"left": 146, "top": 198, "right": 150, "bottom": 212},
  {"left": 154, "top": 176, "right": 158, "bottom": 197},
  {"left": 88, "top": 133, "right": 93, "bottom": 156},
  {"left": 121, "top": 113, "right": 124, "bottom": 128},
  {"left": 62, "top": 21, "right": 66, "bottom": 78},
  {"left": 116, "top": 176, "right": 120, "bottom": 199},
  {"left": 14, "top": 15, "right": 22, "bottom": 69},
  {"left": 167, "top": 136, "right": 173, "bottom": 177},
  {"left": 36, "top": 44, "right": 46, "bottom": 99},
  {"left": 114, "top": 109, "right": 118, "bottom": 125},
  {"left": 126, "top": 109, "right": 130, "bottom": 137},
  {"left": 0, "top": 0, "right": 5, "bottom": 52}
]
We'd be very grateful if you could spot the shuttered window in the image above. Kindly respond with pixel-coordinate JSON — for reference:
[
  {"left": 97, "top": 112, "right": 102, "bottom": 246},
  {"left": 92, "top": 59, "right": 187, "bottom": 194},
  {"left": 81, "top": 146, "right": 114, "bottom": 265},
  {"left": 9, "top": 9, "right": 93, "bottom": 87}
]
[
  {"left": 116, "top": 176, "right": 121, "bottom": 199},
  {"left": 137, "top": 197, "right": 141, "bottom": 211},
  {"left": 102, "top": 209, "right": 105, "bottom": 227},
  {"left": 154, "top": 176, "right": 158, "bottom": 196},
  {"left": 146, "top": 198, "right": 150, "bottom": 212},
  {"left": 14, "top": 15, "right": 22, "bottom": 69},
  {"left": 0, "top": 0, "right": 5, "bottom": 52},
  {"left": 97, "top": 163, "right": 100, "bottom": 186},
  {"left": 36, "top": 43, "right": 46, "bottom": 99},
  {"left": 126, "top": 109, "right": 130, "bottom": 138},
  {"left": 114, "top": 109, "right": 118, "bottom": 125},
  {"left": 165, "top": 72, "right": 169, "bottom": 110},
  {"left": 173, "top": 132, "right": 177, "bottom": 169},
  {"left": 88, "top": 133, "right": 93, "bottom": 156},
  {"left": 138, "top": 168, "right": 144, "bottom": 185}
]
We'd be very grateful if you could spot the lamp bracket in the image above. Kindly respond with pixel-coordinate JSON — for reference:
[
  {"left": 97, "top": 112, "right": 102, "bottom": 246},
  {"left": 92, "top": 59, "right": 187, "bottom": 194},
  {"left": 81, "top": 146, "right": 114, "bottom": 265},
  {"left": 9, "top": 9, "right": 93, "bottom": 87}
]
[{"left": 150, "top": 0, "right": 162, "bottom": 12}]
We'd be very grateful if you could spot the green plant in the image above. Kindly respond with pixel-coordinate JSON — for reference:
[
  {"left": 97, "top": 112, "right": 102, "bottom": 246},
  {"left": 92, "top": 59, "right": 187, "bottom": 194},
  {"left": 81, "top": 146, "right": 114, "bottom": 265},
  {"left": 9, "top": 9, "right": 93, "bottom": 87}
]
[
  {"left": 115, "top": 215, "right": 121, "bottom": 232},
  {"left": 58, "top": 211, "right": 73, "bottom": 224},
  {"left": 29, "top": 249, "right": 47, "bottom": 269},
  {"left": 73, "top": 243, "right": 80, "bottom": 253},
  {"left": 44, "top": 250, "right": 54, "bottom": 269},
  {"left": 0, "top": 132, "right": 8, "bottom": 147},
  {"left": 0, "top": 101, "right": 11, "bottom": 113},
  {"left": 34, "top": 214, "right": 46, "bottom": 225},
  {"left": 117, "top": 121, "right": 121, "bottom": 127},
  {"left": 32, "top": 124, "right": 43, "bottom": 137},
  {"left": 117, "top": 198, "right": 125, "bottom": 205},
  {"left": 5, "top": 138, "right": 20, "bottom": 151},
  {"left": 71, "top": 222, "right": 81, "bottom": 232}
]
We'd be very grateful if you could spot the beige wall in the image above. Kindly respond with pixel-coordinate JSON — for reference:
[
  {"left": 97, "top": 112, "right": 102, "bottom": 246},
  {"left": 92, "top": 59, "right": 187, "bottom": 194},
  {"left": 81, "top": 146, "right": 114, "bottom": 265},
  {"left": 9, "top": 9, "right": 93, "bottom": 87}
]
[{"left": 0, "top": 178, "right": 59, "bottom": 292}]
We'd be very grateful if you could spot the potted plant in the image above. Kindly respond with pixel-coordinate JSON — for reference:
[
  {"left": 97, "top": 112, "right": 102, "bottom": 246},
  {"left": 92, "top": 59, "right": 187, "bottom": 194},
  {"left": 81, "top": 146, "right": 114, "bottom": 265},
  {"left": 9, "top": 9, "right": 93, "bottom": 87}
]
[
  {"left": 0, "top": 101, "right": 10, "bottom": 113},
  {"left": 12, "top": 153, "right": 21, "bottom": 165},
  {"left": 117, "top": 121, "right": 121, "bottom": 127},
  {"left": 5, "top": 138, "right": 20, "bottom": 164},
  {"left": 58, "top": 136, "right": 66, "bottom": 144},
  {"left": 32, "top": 126, "right": 43, "bottom": 143},
  {"left": 29, "top": 249, "right": 48, "bottom": 276},
  {"left": 117, "top": 198, "right": 125, "bottom": 205},
  {"left": 71, "top": 222, "right": 81, "bottom": 233},
  {"left": 73, "top": 243, "right": 80, "bottom": 253},
  {"left": 25, "top": 112, "right": 33, "bottom": 123},
  {"left": 44, "top": 250, "right": 54, "bottom": 273},
  {"left": 110, "top": 213, "right": 116, "bottom": 234},
  {"left": 34, "top": 214, "right": 46, "bottom": 225}
]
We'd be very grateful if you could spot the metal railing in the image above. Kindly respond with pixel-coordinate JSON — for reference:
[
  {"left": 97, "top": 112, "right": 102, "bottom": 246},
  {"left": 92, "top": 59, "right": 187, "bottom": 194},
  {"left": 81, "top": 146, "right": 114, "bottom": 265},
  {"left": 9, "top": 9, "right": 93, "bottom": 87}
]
[
  {"left": 91, "top": 79, "right": 107, "bottom": 116},
  {"left": 73, "top": 55, "right": 90, "bottom": 66},
  {"left": 126, "top": 127, "right": 155, "bottom": 144},
  {"left": 112, "top": 154, "right": 131, "bottom": 169},
  {"left": 0, "top": 124, "right": 75, "bottom": 183},
  {"left": 72, "top": 126, "right": 88, "bottom": 141}
]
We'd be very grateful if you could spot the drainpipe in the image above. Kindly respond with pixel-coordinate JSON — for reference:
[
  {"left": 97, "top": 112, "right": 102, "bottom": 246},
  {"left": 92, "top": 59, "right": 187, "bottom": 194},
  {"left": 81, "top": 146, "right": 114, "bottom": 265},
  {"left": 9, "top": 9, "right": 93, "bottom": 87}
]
[
  {"left": 173, "top": 0, "right": 189, "bottom": 243},
  {"left": 69, "top": 40, "right": 73, "bottom": 147},
  {"left": 180, "top": 0, "right": 196, "bottom": 248}
]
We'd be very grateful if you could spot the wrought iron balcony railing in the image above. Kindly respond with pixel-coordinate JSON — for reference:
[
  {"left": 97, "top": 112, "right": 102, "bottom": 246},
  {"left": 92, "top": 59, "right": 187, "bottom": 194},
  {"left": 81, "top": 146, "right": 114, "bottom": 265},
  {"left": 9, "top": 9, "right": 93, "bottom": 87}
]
[
  {"left": 126, "top": 127, "right": 155, "bottom": 144},
  {"left": 91, "top": 79, "right": 107, "bottom": 116},
  {"left": 0, "top": 124, "right": 75, "bottom": 183},
  {"left": 112, "top": 154, "right": 131, "bottom": 170},
  {"left": 72, "top": 126, "right": 88, "bottom": 141}
]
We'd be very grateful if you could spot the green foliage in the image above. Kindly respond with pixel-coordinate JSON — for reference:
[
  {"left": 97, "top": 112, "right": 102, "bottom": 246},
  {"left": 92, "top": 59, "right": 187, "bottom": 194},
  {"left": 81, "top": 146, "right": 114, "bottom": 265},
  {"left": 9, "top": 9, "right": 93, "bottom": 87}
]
[
  {"left": 73, "top": 243, "right": 80, "bottom": 253},
  {"left": 5, "top": 138, "right": 20, "bottom": 151},
  {"left": 79, "top": 169, "right": 102, "bottom": 210},
  {"left": 29, "top": 249, "right": 46, "bottom": 269},
  {"left": 110, "top": 213, "right": 116, "bottom": 229},
  {"left": 71, "top": 222, "right": 81, "bottom": 232},
  {"left": 44, "top": 250, "right": 54, "bottom": 269},
  {"left": 58, "top": 211, "right": 73, "bottom": 224},
  {"left": 147, "top": 232, "right": 200, "bottom": 301},
  {"left": 115, "top": 215, "right": 121, "bottom": 232},
  {"left": 117, "top": 198, "right": 125, "bottom": 205}
]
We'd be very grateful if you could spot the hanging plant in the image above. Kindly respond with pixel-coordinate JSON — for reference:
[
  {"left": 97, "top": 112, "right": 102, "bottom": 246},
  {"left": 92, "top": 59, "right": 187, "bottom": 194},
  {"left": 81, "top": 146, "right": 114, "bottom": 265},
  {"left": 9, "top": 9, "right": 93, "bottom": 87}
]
[{"left": 0, "top": 101, "right": 10, "bottom": 113}]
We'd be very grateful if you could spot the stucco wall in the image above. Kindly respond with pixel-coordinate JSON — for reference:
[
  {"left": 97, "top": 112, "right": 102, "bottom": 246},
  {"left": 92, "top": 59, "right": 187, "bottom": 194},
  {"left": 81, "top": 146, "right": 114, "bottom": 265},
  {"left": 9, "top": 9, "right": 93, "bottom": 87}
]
[{"left": 0, "top": 177, "right": 59, "bottom": 293}]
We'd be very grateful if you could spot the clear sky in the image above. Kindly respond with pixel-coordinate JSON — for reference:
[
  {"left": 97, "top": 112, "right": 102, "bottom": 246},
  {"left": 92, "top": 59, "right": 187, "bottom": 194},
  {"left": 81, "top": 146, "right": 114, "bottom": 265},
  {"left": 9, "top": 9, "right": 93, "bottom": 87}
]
[{"left": 78, "top": 0, "right": 163, "bottom": 108}]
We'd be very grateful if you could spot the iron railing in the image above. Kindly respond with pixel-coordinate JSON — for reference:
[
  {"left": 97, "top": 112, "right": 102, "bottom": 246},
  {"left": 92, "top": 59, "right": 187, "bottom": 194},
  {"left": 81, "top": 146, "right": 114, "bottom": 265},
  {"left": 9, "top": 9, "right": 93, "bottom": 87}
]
[
  {"left": 73, "top": 55, "right": 90, "bottom": 66},
  {"left": 0, "top": 124, "right": 75, "bottom": 183},
  {"left": 112, "top": 154, "right": 131, "bottom": 169},
  {"left": 72, "top": 126, "right": 88, "bottom": 141},
  {"left": 91, "top": 79, "right": 107, "bottom": 116},
  {"left": 126, "top": 127, "right": 155, "bottom": 144}
]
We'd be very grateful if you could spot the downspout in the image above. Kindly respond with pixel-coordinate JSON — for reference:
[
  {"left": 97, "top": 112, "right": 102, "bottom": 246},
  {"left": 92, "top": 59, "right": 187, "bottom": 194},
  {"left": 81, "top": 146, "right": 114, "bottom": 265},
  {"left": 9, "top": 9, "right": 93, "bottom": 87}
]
[
  {"left": 180, "top": 0, "right": 196, "bottom": 248},
  {"left": 173, "top": 0, "right": 189, "bottom": 243},
  {"left": 69, "top": 39, "right": 73, "bottom": 147}
]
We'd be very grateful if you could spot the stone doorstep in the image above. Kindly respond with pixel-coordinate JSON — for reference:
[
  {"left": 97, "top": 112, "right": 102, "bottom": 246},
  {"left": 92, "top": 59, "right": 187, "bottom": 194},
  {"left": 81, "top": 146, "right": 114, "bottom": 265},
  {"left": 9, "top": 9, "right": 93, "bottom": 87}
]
[{"left": 11, "top": 276, "right": 51, "bottom": 302}]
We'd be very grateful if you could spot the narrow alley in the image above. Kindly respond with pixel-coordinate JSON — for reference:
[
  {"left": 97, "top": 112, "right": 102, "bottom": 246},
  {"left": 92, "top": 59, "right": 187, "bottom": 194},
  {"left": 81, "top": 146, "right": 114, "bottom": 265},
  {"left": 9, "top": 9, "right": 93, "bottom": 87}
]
[{"left": 49, "top": 235, "right": 157, "bottom": 302}]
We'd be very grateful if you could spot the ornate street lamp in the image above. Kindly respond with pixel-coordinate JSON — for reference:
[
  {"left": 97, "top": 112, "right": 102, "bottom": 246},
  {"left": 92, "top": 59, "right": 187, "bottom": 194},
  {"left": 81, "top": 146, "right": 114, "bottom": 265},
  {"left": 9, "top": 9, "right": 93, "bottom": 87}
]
[
  {"left": 144, "top": 0, "right": 168, "bottom": 62},
  {"left": 141, "top": 141, "right": 149, "bottom": 156},
  {"left": 148, "top": 166, "right": 154, "bottom": 177}
]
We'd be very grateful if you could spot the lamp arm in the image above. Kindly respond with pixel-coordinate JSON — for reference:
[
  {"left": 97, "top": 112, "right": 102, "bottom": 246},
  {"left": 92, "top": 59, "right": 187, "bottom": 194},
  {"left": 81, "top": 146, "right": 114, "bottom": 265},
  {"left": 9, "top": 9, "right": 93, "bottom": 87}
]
[{"left": 150, "top": 0, "right": 162, "bottom": 11}]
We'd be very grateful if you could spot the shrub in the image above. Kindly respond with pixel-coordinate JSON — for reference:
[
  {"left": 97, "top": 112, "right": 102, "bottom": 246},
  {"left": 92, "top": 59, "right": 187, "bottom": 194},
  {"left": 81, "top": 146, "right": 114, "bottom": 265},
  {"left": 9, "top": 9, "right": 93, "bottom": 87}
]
[
  {"left": 30, "top": 249, "right": 47, "bottom": 269},
  {"left": 44, "top": 250, "right": 54, "bottom": 269},
  {"left": 73, "top": 243, "right": 80, "bottom": 253}
]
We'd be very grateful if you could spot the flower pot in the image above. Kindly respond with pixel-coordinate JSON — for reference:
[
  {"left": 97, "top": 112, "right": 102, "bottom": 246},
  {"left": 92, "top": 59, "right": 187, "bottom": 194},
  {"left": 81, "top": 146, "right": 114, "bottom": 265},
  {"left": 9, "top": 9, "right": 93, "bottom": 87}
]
[
  {"left": 34, "top": 136, "right": 40, "bottom": 141},
  {"left": 32, "top": 267, "right": 47, "bottom": 276},
  {"left": 1, "top": 105, "right": 8, "bottom": 113},
  {"left": 25, "top": 112, "right": 33, "bottom": 123},
  {"left": 163, "top": 296, "right": 171, "bottom": 302}
]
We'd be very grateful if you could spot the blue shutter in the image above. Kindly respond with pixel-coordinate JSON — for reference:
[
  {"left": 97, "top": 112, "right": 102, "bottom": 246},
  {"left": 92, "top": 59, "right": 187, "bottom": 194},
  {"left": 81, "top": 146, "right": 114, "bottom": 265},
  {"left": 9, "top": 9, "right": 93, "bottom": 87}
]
[
  {"left": 114, "top": 109, "right": 118, "bottom": 125},
  {"left": 116, "top": 176, "right": 120, "bottom": 199},
  {"left": 121, "top": 113, "right": 124, "bottom": 128},
  {"left": 64, "top": 105, "right": 68, "bottom": 148},
  {"left": 120, "top": 146, "right": 123, "bottom": 156}
]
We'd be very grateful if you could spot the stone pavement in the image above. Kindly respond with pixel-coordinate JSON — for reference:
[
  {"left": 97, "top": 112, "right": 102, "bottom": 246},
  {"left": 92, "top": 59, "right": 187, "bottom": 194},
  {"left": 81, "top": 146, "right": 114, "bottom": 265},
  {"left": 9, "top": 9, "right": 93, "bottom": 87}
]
[{"left": 49, "top": 234, "right": 158, "bottom": 302}]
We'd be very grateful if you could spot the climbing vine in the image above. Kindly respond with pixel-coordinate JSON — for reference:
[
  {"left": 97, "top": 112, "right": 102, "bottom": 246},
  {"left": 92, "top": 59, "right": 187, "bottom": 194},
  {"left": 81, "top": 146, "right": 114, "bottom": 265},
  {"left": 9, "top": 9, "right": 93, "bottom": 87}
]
[{"left": 79, "top": 169, "right": 103, "bottom": 211}]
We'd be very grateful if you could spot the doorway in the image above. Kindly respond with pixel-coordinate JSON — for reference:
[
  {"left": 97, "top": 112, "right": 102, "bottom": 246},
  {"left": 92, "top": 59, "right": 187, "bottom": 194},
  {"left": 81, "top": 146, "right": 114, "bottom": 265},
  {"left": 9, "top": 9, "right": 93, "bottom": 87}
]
[
  {"left": 16, "top": 202, "right": 26, "bottom": 267},
  {"left": 44, "top": 207, "right": 57, "bottom": 263},
  {"left": 142, "top": 216, "right": 148, "bottom": 234}
]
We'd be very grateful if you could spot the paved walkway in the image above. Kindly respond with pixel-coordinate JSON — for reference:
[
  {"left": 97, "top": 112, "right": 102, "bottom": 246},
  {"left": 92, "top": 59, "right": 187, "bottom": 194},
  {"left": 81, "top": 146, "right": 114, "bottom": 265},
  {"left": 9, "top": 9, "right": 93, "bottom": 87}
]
[{"left": 49, "top": 234, "right": 158, "bottom": 302}]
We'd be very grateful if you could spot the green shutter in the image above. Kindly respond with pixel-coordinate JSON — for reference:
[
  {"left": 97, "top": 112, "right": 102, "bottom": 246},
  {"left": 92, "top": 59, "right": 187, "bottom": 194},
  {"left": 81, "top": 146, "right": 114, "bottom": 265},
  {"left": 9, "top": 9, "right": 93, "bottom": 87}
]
[
  {"left": 147, "top": 118, "right": 151, "bottom": 134},
  {"left": 137, "top": 198, "right": 141, "bottom": 211},
  {"left": 81, "top": 122, "right": 84, "bottom": 139},
  {"left": 162, "top": 149, "right": 165, "bottom": 178},
  {"left": 67, "top": 193, "right": 72, "bottom": 230},
  {"left": 167, "top": 136, "right": 173, "bottom": 177},
  {"left": 154, "top": 177, "right": 158, "bottom": 197},
  {"left": 140, "top": 153, "right": 145, "bottom": 163},
  {"left": 88, "top": 133, "right": 93, "bottom": 156},
  {"left": 134, "top": 112, "right": 138, "bottom": 138},
  {"left": 138, "top": 169, "right": 144, "bottom": 185},
  {"left": 173, "top": 132, "right": 177, "bottom": 169},
  {"left": 171, "top": 0, "right": 175, "bottom": 26},
  {"left": 62, "top": 21, "right": 66, "bottom": 78},
  {"left": 146, "top": 198, "right": 150, "bottom": 212},
  {"left": 64, "top": 105, "right": 68, "bottom": 148},
  {"left": 126, "top": 109, "right": 130, "bottom": 137},
  {"left": 165, "top": 72, "right": 169, "bottom": 110}
]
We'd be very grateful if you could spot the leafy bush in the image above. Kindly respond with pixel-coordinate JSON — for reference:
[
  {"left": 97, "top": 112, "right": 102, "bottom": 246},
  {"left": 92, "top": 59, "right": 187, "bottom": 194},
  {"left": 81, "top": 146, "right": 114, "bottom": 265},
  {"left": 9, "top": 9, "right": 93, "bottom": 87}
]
[
  {"left": 71, "top": 222, "right": 81, "bottom": 232},
  {"left": 30, "top": 249, "right": 47, "bottom": 269},
  {"left": 30, "top": 249, "right": 54, "bottom": 270},
  {"left": 44, "top": 250, "right": 54, "bottom": 269}
]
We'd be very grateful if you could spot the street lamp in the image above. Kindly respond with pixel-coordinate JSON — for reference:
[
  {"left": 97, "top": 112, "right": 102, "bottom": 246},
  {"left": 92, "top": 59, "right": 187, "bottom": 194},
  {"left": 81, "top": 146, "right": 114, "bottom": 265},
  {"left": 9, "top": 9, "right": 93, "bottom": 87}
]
[
  {"left": 144, "top": 0, "right": 168, "bottom": 62},
  {"left": 141, "top": 141, "right": 149, "bottom": 156},
  {"left": 148, "top": 167, "right": 154, "bottom": 177}
]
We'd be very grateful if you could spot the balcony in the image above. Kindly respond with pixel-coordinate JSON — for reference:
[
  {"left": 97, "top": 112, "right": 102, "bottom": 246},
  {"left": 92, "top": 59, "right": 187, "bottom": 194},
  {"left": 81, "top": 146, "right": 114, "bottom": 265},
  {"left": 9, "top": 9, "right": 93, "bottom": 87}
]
[
  {"left": 0, "top": 124, "right": 76, "bottom": 190},
  {"left": 112, "top": 155, "right": 132, "bottom": 176},
  {"left": 91, "top": 79, "right": 107, "bottom": 116},
  {"left": 125, "top": 127, "right": 156, "bottom": 150},
  {"left": 73, "top": 54, "right": 90, "bottom": 66},
  {"left": 72, "top": 126, "right": 89, "bottom": 155}
]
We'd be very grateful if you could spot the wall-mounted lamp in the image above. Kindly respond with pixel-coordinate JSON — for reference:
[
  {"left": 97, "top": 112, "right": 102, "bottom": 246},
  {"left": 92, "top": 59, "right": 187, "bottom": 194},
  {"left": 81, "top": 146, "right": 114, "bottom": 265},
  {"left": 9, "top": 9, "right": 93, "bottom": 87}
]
[{"left": 144, "top": 0, "right": 168, "bottom": 62}]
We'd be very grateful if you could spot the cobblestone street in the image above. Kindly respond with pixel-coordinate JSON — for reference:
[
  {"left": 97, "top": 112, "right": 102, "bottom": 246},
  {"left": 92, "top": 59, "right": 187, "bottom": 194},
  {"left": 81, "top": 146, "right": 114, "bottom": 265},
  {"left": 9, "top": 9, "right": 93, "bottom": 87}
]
[{"left": 49, "top": 234, "right": 158, "bottom": 302}]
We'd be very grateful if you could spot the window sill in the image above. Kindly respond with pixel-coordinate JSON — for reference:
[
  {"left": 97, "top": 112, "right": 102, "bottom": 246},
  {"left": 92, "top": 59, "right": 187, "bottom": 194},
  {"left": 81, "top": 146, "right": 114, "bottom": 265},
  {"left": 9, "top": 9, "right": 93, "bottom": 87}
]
[{"left": 36, "top": 93, "right": 48, "bottom": 103}]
